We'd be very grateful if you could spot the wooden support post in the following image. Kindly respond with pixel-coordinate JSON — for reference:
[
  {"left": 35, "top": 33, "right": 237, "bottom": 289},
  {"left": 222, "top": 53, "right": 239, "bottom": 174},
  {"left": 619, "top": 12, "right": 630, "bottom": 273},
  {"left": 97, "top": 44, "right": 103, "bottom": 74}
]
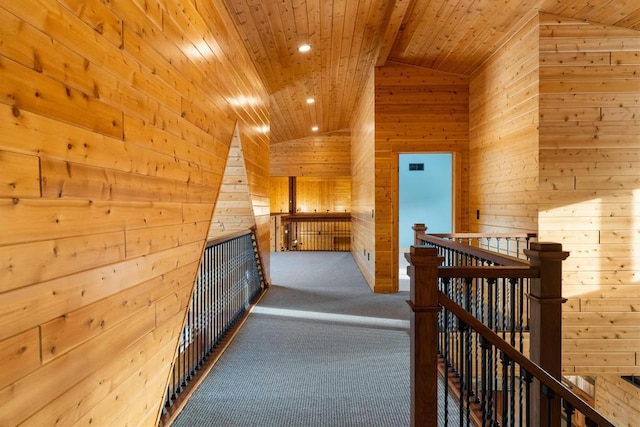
[
  {"left": 412, "top": 223, "right": 427, "bottom": 246},
  {"left": 406, "top": 246, "right": 443, "bottom": 427},
  {"left": 525, "top": 242, "right": 569, "bottom": 427}
]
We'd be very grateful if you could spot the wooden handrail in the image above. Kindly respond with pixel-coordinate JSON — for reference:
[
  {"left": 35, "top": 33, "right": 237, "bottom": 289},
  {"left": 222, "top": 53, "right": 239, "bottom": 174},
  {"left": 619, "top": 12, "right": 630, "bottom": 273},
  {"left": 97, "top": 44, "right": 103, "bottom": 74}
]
[
  {"left": 206, "top": 229, "right": 253, "bottom": 248},
  {"left": 417, "top": 233, "right": 529, "bottom": 267},
  {"left": 438, "top": 265, "right": 539, "bottom": 279},
  {"left": 278, "top": 212, "right": 351, "bottom": 220},
  {"left": 439, "top": 291, "right": 614, "bottom": 427},
  {"left": 431, "top": 232, "right": 537, "bottom": 239}
]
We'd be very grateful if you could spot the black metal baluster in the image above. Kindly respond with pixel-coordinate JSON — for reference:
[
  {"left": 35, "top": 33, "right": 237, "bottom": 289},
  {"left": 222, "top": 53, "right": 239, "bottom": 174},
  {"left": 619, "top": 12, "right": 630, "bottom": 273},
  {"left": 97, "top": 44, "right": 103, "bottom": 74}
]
[
  {"left": 487, "top": 278, "right": 499, "bottom": 425},
  {"left": 481, "top": 336, "right": 490, "bottom": 425},
  {"left": 501, "top": 352, "right": 510, "bottom": 427},
  {"left": 458, "top": 317, "right": 465, "bottom": 426},
  {"left": 444, "top": 277, "right": 452, "bottom": 427},
  {"left": 186, "top": 296, "right": 193, "bottom": 383},
  {"left": 476, "top": 274, "right": 486, "bottom": 403},
  {"left": 542, "top": 384, "right": 554, "bottom": 427},
  {"left": 563, "top": 399, "right": 575, "bottom": 427},
  {"left": 523, "top": 370, "right": 533, "bottom": 427},
  {"left": 508, "top": 278, "right": 517, "bottom": 426}
]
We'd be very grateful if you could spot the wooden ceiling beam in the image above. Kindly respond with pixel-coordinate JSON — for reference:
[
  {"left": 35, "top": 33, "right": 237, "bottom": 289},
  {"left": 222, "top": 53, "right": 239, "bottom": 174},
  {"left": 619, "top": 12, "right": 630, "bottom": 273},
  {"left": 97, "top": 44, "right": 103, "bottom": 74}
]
[{"left": 375, "top": 0, "right": 414, "bottom": 67}]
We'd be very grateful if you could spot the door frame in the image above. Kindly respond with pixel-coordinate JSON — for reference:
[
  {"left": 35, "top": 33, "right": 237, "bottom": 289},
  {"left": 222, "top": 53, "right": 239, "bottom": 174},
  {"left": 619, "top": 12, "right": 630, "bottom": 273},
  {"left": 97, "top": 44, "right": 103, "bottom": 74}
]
[{"left": 393, "top": 151, "right": 458, "bottom": 291}]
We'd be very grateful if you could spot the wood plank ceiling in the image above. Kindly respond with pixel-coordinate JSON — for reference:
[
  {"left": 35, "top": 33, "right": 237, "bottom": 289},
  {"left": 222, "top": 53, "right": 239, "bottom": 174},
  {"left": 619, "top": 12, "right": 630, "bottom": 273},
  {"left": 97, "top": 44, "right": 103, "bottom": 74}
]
[{"left": 221, "top": 0, "right": 640, "bottom": 144}]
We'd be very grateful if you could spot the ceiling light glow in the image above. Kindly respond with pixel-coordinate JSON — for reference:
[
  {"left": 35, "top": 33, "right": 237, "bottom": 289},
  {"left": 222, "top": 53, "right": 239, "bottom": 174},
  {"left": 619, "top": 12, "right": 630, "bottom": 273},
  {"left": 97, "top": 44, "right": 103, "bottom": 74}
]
[
  {"left": 311, "top": 126, "right": 319, "bottom": 132},
  {"left": 306, "top": 98, "right": 315, "bottom": 104},
  {"left": 298, "top": 44, "right": 311, "bottom": 53}
]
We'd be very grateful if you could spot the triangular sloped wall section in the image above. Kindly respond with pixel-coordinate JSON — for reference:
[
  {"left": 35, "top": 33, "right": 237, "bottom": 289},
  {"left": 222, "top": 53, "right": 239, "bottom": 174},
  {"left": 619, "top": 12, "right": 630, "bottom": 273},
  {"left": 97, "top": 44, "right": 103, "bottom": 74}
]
[{"left": 209, "top": 125, "right": 256, "bottom": 237}]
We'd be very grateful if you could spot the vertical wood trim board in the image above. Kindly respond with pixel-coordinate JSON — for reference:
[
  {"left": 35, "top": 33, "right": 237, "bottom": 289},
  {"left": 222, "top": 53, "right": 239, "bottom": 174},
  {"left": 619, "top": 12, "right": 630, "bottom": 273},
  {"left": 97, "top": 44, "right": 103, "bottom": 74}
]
[{"left": 0, "top": 0, "right": 270, "bottom": 425}]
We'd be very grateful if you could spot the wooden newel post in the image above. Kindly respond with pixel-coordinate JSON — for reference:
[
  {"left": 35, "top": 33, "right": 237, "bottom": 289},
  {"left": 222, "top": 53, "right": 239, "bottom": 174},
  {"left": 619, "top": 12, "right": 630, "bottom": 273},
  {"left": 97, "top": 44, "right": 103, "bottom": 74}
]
[
  {"left": 524, "top": 242, "right": 569, "bottom": 427},
  {"left": 412, "top": 223, "right": 427, "bottom": 246},
  {"left": 406, "top": 245, "right": 443, "bottom": 427}
]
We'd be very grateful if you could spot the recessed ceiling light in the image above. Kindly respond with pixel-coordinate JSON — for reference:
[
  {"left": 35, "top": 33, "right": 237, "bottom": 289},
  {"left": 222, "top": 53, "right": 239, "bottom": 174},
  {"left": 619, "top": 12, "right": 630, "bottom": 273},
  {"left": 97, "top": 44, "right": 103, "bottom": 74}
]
[
  {"left": 298, "top": 44, "right": 311, "bottom": 53},
  {"left": 311, "top": 126, "right": 319, "bottom": 132},
  {"left": 306, "top": 98, "right": 315, "bottom": 104}
]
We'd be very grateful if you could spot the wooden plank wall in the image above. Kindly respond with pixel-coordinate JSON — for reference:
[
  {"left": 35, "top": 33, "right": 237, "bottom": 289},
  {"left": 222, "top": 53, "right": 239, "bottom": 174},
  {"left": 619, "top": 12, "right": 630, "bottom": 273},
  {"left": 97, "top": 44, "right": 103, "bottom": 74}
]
[
  {"left": 241, "top": 119, "right": 271, "bottom": 280},
  {"left": 373, "top": 62, "right": 469, "bottom": 293},
  {"left": 270, "top": 132, "right": 351, "bottom": 177},
  {"left": 350, "top": 67, "right": 377, "bottom": 290},
  {"left": 270, "top": 176, "right": 290, "bottom": 213},
  {"left": 468, "top": 13, "right": 638, "bottom": 425},
  {"left": 209, "top": 127, "right": 261, "bottom": 239},
  {"left": 468, "top": 16, "right": 540, "bottom": 234},
  {"left": 269, "top": 177, "right": 351, "bottom": 214},
  {"left": 595, "top": 375, "right": 640, "bottom": 426},
  {"left": 296, "top": 177, "right": 351, "bottom": 213},
  {"left": 0, "top": 0, "right": 269, "bottom": 425},
  {"left": 269, "top": 132, "right": 351, "bottom": 247},
  {"left": 537, "top": 13, "right": 640, "bottom": 376}
]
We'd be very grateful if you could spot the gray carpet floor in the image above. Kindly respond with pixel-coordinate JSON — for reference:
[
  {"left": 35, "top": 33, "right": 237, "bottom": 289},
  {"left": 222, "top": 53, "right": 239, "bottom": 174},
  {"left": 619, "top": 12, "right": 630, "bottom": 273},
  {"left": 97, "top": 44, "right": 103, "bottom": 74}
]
[{"left": 172, "top": 252, "right": 456, "bottom": 427}]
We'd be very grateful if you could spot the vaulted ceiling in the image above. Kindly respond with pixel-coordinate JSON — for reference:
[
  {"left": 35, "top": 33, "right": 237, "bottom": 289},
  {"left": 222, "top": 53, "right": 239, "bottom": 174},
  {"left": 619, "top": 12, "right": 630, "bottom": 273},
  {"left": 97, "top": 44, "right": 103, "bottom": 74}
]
[{"left": 221, "top": 0, "right": 640, "bottom": 144}]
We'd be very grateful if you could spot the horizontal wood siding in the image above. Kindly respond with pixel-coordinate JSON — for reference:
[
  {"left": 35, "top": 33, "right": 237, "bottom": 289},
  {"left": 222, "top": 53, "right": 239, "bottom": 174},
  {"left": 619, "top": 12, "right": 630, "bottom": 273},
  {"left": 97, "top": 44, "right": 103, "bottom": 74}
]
[
  {"left": 0, "top": 0, "right": 269, "bottom": 425},
  {"left": 595, "top": 375, "right": 640, "bottom": 427},
  {"left": 270, "top": 176, "right": 289, "bottom": 213},
  {"left": 297, "top": 177, "right": 352, "bottom": 213},
  {"left": 374, "top": 62, "right": 469, "bottom": 292},
  {"left": 269, "top": 177, "right": 351, "bottom": 215},
  {"left": 269, "top": 133, "right": 351, "bottom": 241},
  {"left": 269, "top": 132, "right": 351, "bottom": 177},
  {"left": 469, "top": 15, "right": 540, "bottom": 234},
  {"left": 538, "top": 13, "right": 640, "bottom": 378}
]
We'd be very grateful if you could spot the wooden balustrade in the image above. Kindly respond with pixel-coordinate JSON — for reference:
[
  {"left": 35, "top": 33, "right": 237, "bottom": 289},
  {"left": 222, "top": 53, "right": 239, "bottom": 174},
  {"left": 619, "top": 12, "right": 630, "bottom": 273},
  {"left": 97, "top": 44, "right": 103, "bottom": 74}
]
[
  {"left": 407, "top": 224, "right": 613, "bottom": 427},
  {"left": 271, "top": 212, "right": 351, "bottom": 252}
]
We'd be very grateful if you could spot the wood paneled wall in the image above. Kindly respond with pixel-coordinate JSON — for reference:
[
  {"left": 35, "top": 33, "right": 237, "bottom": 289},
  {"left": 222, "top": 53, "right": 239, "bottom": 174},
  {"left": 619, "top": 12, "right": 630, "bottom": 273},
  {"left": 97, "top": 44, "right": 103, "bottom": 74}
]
[
  {"left": 270, "top": 132, "right": 351, "bottom": 177},
  {"left": 297, "top": 177, "right": 351, "bottom": 213},
  {"left": 209, "top": 126, "right": 269, "bottom": 249},
  {"left": 469, "top": 16, "right": 540, "bottom": 234},
  {"left": 468, "top": 13, "right": 639, "bottom": 424},
  {"left": 350, "top": 66, "right": 377, "bottom": 290},
  {"left": 595, "top": 375, "right": 640, "bottom": 426},
  {"left": 0, "top": 0, "right": 269, "bottom": 425},
  {"left": 270, "top": 176, "right": 290, "bottom": 213},
  {"left": 269, "top": 132, "right": 351, "bottom": 235},
  {"left": 269, "top": 177, "right": 350, "bottom": 214},
  {"left": 537, "top": 13, "right": 640, "bottom": 376},
  {"left": 373, "top": 62, "right": 470, "bottom": 292}
]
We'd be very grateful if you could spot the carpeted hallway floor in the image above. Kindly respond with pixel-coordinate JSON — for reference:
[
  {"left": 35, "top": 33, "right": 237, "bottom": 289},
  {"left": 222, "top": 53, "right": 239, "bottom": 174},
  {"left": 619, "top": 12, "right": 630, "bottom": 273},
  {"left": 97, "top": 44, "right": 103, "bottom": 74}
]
[{"left": 172, "top": 251, "right": 412, "bottom": 427}]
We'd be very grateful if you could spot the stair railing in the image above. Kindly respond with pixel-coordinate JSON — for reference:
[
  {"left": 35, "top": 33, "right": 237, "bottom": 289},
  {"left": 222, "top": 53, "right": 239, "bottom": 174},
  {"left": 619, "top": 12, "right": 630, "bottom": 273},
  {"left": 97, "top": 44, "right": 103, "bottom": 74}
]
[{"left": 407, "top": 224, "right": 613, "bottom": 427}]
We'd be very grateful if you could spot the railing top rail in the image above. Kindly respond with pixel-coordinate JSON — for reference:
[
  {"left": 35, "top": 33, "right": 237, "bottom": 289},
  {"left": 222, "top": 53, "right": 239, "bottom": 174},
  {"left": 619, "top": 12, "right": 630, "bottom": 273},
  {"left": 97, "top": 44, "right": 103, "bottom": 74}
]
[
  {"left": 206, "top": 229, "right": 253, "bottom": 248},
  {"left": 438, "top": 291, "right": 614, "bottom": 427},
  {"left": 417, "top": 233, "right": 529, "bottom": 267},
  {"left": 431, "top": 232, "right": 537, "bottom": 239},
  {"left": 438, "top": 265, "right": 539, "bottom": 279},
  {"left": 275, "top": 212, "right": 351, "bottom": 219}
]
